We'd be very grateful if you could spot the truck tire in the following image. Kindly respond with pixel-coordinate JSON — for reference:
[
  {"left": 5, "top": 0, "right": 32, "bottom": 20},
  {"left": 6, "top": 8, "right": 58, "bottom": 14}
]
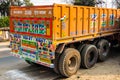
[
  {"left": 81, "top": 45, "right": 98, "bottom": 69},
  {"left": 53, "top": 53, "right": 61, "bottom": 74},
  {"left": 78, "top": 43, "right": 87, "bottom": 53},
  {"left": 97, "top": 39, "right": 110, "bottom": 62},
  {"left": 59, "top": 48, "right": 81, "bottom": 77},
  {"left": 25, "top": 60, "right": 37, "bottom": 66},
  {"left": 93, "top": 39, "right": 99, "bottom": 46}
]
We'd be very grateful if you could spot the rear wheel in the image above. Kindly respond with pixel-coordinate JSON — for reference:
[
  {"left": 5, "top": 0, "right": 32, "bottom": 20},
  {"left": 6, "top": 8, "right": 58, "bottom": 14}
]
[
  {"left": 97, "top": 39, "right": 110, "bottom": 62},
  {"left": 81, "top": 45, "right": 98, "bottom": 69},
  {"left": 59, "top": 48, "right": 81, "bottom": 77},
  {"left": 78, "top": 43, "right": 87, "bottom": 53},
  {"left": 53, "top": 53, "right": 61, "bottom": 74}
]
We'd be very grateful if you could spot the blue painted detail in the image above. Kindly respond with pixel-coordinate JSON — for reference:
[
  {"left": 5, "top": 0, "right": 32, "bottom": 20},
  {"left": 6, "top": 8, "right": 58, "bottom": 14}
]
[
  {"left": 110, "top": 14, "right": 114, "bottom": 19},
  {"left": 49, "top": 52, "right": 55, "bottom": 56},
  {"left": 23, "top": 35, "right": 33, "bottom": 40},
  {"left": 102, "top": 14, "right": 106, "bottom": 18},
  {"left": 91, "top": 14, "right": 97, "bottom": 19},
  {"left": 14, "top": 34, "right": 21, "bottom": 38},
  {"left": 10, "top": 34, "right": 55, "bottom": 68}
]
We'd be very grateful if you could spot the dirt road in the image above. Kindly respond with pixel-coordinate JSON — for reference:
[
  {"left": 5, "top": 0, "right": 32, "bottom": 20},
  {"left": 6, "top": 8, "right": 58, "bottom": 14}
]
[{"left": 0, "top": 42, "right": 120, "bottom": 80}]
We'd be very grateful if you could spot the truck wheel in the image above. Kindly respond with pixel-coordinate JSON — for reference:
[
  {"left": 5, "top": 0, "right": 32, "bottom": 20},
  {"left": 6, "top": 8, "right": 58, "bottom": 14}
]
[
  {"left": 59, "top": 48, "right": 81, "bottom": 77},
  {"left": 25, "top": 60, "right": 37, "bottom": 65},
  {"left": 78, "top": 43, "right": 87, "bottom": 53},
  {"left": 81, "top": 45, "right": 98, "bottom": 69},
  {"left": 53, "top": 53, "right": 61, "bottom": 74},
  {"left": 97, "top": 39, "right": 110, "bottom": 62},
  {"left": 93, "top": 39, "right": 99, "bottom": 46}
]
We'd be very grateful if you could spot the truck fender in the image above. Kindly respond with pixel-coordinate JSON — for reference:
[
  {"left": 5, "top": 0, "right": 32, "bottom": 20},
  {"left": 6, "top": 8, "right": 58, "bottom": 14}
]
[{"left": 55, "top": 43, "right": 65, "bottom": 54}]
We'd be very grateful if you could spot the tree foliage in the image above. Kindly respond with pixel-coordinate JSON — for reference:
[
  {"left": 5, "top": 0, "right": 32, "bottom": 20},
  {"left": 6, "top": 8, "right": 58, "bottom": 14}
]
[
  {"left": 74, "top": 0, "right": 95, "bottom": 6},
  {"left": 115, "top": 0, "right": 120, "bottom": 8},
  {"left": 23, "top": 0, "right": 33, "bottom": 6},
  {"left": 0, "top": 0, "right": 33, "bottom": 27},
  {"left": 0, "top": 0, "right": 10, "bottom": 16},
  {"left": 0, "top": 0, "right": 34, "bottom": 16},
  {"left": 0, "top": 16, "right": 9, "bottom": 27},
  {"left": 10, "top": 0, "right": 33, "bottom": 6},
  {"left": 10, "top": 0, "right": 23, "bottom": 6}
]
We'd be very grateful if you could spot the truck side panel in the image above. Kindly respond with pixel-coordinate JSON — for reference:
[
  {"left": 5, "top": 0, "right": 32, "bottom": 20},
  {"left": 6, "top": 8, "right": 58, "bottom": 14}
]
[{"left": 53, "top": 4, "right": 120, "bottom": 44}]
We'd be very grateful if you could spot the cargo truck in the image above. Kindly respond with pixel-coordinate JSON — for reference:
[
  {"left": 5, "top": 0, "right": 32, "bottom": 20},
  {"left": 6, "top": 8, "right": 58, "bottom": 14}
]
[{"left": 10, "top": 4, "right": 120, "bottom": 77}]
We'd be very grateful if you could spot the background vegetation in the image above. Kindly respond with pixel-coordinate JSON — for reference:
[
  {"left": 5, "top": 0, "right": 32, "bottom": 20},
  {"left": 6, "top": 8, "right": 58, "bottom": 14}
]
[
  {"left": 74, "top": 0, "right": 95, "bottom": 6},
  {"left": 0, "top": 0, "right": 33, "bottom": 27},
  {"left": 0, "top": 16, "right": 9, "bottom": 28}
]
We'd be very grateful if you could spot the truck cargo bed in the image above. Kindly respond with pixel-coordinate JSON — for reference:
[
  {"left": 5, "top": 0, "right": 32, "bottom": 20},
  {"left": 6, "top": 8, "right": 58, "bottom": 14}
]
[{"left": 53, "top": 4, "right": 120, "bottom": 44}]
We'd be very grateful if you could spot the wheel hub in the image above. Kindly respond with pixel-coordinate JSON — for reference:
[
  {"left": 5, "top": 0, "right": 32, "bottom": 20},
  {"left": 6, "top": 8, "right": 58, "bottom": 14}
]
[{"left": 68, "top": 56, "right": 77, "bottom": 70}]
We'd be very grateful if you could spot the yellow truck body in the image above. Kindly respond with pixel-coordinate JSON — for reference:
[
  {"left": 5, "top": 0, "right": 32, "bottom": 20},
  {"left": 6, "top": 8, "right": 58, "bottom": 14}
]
[
  {"left": 53, "top": 4, "right": 120, "bottom": 43},
  {"left": 10, "top": 4, "right": 120, "bottom": 77}
]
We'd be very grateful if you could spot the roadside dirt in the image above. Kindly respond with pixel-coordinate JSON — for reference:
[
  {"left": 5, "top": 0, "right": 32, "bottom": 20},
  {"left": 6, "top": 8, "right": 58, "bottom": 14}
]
[
  {"left": 0, "top": 41, "right": 10, "bottom": 58},
  {"left": 58, "top": 47, "right": 120, "bottom": 80}
]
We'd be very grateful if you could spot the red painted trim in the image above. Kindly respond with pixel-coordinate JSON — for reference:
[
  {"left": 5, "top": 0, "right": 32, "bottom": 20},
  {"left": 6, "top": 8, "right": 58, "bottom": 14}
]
[
  {"left": 50, "top": 18, "right": 53, "bottom": 39},
  {"left": 10, "top": 17, "right": 53, "bottom": 39},
  {"left": 10, "top": 17, "right": 14, "bottom": 32}
]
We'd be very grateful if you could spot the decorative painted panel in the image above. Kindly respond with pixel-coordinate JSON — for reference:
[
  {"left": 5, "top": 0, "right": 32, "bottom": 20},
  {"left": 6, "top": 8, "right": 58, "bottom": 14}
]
[
  {"left": 10, "top": 34, "right": 55, "bottom": 68},
  {"left": 11, "top": 18, "right": 52, "bottom": 39}
]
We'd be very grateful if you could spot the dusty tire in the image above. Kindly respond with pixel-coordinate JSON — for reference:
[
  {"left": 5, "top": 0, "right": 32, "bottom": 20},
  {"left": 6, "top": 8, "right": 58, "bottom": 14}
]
[
  {"left": 97, "top": 39, "right": 110, "bottom": 62},
  {"left": 53, "top": 53, "right": 61, "bottom": 74},
  {"left": 78, "top": 43, "right": 87, "bottom": 53},
  {"left": 59, "top": 48, "right": 81, "bottom": 77},
  {"left": 81, "top": 45, "right": 98, "bottom": 69},
  {"left": 25, "top": 60, "right": 37, "bottom": 66},
  {"left": 93, "top": 39, "right": 99, "bottom": 46}
]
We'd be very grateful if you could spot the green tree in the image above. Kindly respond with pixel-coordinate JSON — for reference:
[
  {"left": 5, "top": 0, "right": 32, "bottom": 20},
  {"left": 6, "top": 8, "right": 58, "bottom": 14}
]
[
  {"left": 74, "top": 0, "right": 95, "bottom": 6},
  {"left": 0, "top": 0, "right": 10, "bottom": 16},
  {"left": 115, "top": 0, "right": 120, "bottom": 8},
  {"left": 0, "top": 16, "right": 9, "bottom": 27},
  {"left": 0, "top": 0, "right": 23, "bottom": 16},
  {"left": 10, "top": 0, "right": 23, "bottom": 6},
  {"left": 10, "top": 0, "right": 33, "bottom": 6},
  {"left": 23, "top": 0, "right": 33, "bottom": 6}
]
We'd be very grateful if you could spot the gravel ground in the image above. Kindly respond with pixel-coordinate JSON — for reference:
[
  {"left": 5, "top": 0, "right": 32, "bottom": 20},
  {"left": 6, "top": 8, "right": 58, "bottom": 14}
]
[{"left": 0, "top": 42, "right": 120, "bottom": 80}]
